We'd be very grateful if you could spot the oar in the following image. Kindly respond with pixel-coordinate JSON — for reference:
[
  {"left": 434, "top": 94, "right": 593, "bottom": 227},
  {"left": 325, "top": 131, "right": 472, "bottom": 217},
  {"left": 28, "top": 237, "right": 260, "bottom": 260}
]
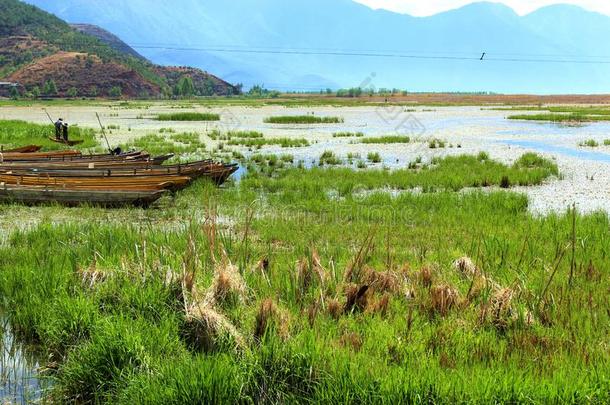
[
  {"left": 95, "top": 112, "right": 113, "bottom": 154},
  {"left": 43, "top": 108, "right": 55, "bottom": 125}
]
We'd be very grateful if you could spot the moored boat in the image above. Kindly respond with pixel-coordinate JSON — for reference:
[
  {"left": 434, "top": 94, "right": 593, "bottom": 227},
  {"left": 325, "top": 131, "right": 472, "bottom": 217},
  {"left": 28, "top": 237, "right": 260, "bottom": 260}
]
[
  {"left": 0, "top": 184, "right": 166, "bottom": 207},
  {"left": 1, "top": 145, "right": 43, "bottom": 153}
]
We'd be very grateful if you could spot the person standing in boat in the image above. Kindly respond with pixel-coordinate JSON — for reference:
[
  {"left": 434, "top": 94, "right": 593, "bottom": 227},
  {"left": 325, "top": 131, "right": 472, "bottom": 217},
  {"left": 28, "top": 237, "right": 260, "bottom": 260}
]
[
  {"left": 62, "top": 121, "right": 69, "bottom": 141},
  {"left": 54, "top": 118, "right": 64, "bottom": 140}
]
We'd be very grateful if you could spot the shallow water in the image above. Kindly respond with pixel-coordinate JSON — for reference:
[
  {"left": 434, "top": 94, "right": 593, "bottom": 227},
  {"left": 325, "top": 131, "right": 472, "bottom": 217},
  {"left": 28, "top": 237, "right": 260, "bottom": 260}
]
[
  {"left": 499, "top": 139, "right": 610, "bottom": 162},
  {"left": 1, "top": 318, "right": 49, "bottom": 404},
  {"left": 3, "top": 104, "right": 610, "bottom": 213}
]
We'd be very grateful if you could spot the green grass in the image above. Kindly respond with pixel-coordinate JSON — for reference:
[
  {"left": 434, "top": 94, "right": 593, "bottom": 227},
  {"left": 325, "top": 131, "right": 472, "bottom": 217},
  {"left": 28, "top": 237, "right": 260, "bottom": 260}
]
[
  {"left": 119, "top": 133, "right": 206, "bottom": 157},
  {"left": 169, "top": 132, "right": 206, "bottom": 150},
  {"left": 0, "top": 150, "right": 608, "bottom": 403},
  {"left": 507, "top": 107, "right": 610, "bottom": 123},
  {"left": 264, "top": 116, "right": 344, "bottom": 124},
  {"left": 227, "top": 138, "right": 309, "bottom": 149},
  {"left": 0, "top": 119, "right": 99, "bottom": 151},
  {"left": 429, "top": 139, "right": 447, "bottom": 149},
  {"left": 367, "top": 152, "right": 382, "bottom": 163},
  {"left": 319, "top": 151, "right": 342, "bottom": 166},
  {"left": 0, "top": 154, "right": 610, "bottom": 404},
  {"left": 156, "top": 112, "right": 220, "bottom": 122},
  {"left": 333, "top": 132, "right": 364, "bottom": 138},
  {"left": 207, "top": 129, "right": 308, "bottom": 149},
  {"left": 579, "top": 139, "right": 599, "bottom": 147},
  {"left": 359, "top": 136, "right": 410, "bottom": 144},
  {"left": 246, "top": 153, "right": 558, "bottom": 196}
]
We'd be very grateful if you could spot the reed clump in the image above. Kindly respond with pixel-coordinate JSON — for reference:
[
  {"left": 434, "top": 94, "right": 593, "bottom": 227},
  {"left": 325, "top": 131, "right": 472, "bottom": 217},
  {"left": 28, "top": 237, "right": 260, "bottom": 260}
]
[
  {"left": 156, "top": 112, "right": 220, "bottom": 121},
  {"left": 264, "top": 115, "right": 343, "bottom": 124}
]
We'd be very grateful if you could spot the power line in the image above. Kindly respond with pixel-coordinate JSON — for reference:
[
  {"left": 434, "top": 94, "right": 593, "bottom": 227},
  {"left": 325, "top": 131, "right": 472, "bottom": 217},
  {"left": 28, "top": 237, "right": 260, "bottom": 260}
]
[
  {"left": 128, "top": 42, "right": 610, "bottom": 60},
  {"left": 131, "top": 44, "right": 610, "bottom": 65}
]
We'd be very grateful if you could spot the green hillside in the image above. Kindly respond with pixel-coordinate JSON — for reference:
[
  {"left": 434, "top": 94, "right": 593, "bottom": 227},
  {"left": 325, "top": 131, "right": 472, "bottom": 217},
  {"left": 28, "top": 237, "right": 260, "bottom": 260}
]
[{"left": 0, "top": 0, "right": 236, "bottom": 97}]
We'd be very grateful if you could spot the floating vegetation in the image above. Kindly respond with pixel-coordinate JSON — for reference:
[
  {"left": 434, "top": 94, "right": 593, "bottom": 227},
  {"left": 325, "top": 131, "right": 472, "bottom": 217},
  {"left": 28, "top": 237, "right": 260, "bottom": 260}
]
[
  {"left": 579, "top": 139, "right": 599, "bottom": 147},
  {"left": 359, "top": 136, "right": 411, "bottom": 144},
  {"left": 367, "top": 152, "right": 382, "bottom": 163},
  {"left": 319, "top": 151, "right": 342, "bottom": 166},
  {"left": 156, "top": 112, "right": 220, "bottom": 121},
  {"left": 228, "top": 138, "right": 309, "bottom": 149},
  {"left": 333, "top": 132, "right": 364, "bottom": 138},
  {"left": 208, "top": 130, "right": 308, "bottom": 148},
  {"left": 428, "top": 139, "right": 446, "bottom": 149},
  {"left": 264, "top": 115, "right": 344, "bottom": 124}
]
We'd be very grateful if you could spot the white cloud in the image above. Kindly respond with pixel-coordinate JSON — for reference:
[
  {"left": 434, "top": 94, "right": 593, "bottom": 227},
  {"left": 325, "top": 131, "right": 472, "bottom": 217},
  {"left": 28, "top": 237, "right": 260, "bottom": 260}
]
[{"left": 353, "top": 0, "right": 610, "bottom": 16}]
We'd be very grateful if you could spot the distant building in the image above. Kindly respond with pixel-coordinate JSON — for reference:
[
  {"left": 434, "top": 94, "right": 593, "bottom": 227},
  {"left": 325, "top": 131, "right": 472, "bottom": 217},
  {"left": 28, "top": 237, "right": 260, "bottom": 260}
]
[{"left": 0, "top": 82, "right": 22, "bottom": 98}]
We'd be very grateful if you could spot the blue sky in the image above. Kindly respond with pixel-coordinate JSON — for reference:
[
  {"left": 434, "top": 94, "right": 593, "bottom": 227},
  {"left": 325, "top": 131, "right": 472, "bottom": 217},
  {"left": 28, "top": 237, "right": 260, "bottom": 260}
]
[{"left": 353, "top": 0, "right": 610, "bottom": 16}]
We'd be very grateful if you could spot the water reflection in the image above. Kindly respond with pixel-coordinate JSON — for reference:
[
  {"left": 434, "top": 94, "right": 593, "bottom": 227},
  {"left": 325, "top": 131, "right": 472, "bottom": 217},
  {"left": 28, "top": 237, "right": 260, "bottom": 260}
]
[
  {"left": 1, "top": 318, "right": 49, "bottom": 404},
  {"left": 499, "top": 139, "right": 610, "bottom": 163}
]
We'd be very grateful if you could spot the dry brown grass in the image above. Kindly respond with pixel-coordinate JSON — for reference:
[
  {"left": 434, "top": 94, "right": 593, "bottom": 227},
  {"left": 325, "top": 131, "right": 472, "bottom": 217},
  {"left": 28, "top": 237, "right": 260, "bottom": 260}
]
[
  {"left": 344, "top": 284, "right": 369, "bottom": 314},
  {"left": 429, "top": 284, "right": 460, "bottom": 317},
  {"left": 184, "top": 303, "right": 246, "bottom": 352},
  {"left": 254, "top": 298, "right": 278, "bottom": 341},
  {"left": 362, "top": 267, "right": 403, "bottom": 295},
  {"left": 76, "top": 261, "right": 109, "bottom": 289},
  {"left": 339, "top": 331, "right": 363, "bottom": 352},
  {"left": 327, "top": 299, "right": 343, "bottom": 319},
  {"left": 344, "top": 231, "right": 376, "bottom": 283},
  {"left": 453, "top": 257, "right": 479, "bottom": 278},
  {"left": 366, "top": 293, "right": 391, "bottom": 317},
  {"left": 203, "top": 255, "right": 247, "bottom": 307},
  {"left": 419, "top": 266, "right": 434, "bottom": 288},
  {"left": 296, "top": 258, "right": 313, "bottom": 293},
  {"left": 310, "top": 248, "right": 328, "bottom": 285}
]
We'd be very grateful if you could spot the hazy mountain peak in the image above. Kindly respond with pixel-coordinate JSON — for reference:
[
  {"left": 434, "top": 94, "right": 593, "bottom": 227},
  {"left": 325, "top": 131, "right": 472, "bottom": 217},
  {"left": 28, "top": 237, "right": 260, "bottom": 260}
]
[{"left": 19, "top": 0, "right": 610, "bottom": 93}]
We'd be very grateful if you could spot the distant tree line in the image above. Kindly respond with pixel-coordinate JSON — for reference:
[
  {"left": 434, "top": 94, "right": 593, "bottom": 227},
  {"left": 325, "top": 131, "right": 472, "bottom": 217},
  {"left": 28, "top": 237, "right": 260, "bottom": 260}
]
[{"left": 335, "top": 87, "right": 408, "bottom": 97}]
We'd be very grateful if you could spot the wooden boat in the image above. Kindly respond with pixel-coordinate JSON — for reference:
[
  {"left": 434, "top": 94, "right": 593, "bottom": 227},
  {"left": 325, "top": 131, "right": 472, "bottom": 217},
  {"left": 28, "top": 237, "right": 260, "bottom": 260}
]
[
  {"left": 207, "top": 164, "right": 239, "bottom": 185},
  {"left": 0, "top": 173, "right": 192, "bottom": 192},
  {"left": 0, "top": 184, "right": 166, "bottom": 207},
  {"left": 48, "top": 137, "right": 84, "bottom": 146},
  {"left": 1, "top": 145, "right": 42, "bottom": 153},
  {"left": 2, "top": 161, "right": 238, "bottom": 183},
  {"left": 0, "top": 150, "right": 82, "bottom": 161},
  {"left": 0, "top": 155, "right": 173, "bottom": 169},
  {"left": 0, "top": 150, "right": 150, "bottom": 162}
]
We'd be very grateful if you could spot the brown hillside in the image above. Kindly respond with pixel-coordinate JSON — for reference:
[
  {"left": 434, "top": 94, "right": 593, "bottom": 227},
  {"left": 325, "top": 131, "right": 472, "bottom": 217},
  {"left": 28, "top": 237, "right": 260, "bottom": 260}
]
[
  {"left": 156, "top": 66, "right": 237, "bottom": 96},
  {"left": 8, "top": 51, "right": 160, "bottom": 97}
]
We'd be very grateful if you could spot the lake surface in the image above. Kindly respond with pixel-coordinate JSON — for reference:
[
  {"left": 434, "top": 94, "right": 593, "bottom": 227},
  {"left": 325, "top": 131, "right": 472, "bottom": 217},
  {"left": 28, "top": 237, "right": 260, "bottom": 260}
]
[{"left": 1, "top": 318, "right": 49, "bottom": 404}]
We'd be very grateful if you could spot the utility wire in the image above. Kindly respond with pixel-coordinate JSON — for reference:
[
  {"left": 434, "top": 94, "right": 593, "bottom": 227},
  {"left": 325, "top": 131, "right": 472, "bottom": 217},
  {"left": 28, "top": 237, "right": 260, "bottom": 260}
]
[
  {"left": 130, "top": 45, "right": 610, "bottom": 65},
  {"left": 127, "top": 42, "right": 610, "bottom": 60}
]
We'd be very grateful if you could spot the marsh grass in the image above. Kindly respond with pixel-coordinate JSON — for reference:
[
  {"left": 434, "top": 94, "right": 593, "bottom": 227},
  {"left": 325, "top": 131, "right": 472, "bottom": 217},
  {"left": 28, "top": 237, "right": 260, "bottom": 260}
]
[
  {"left": 579, "top": 139, "right": 599, "bottom": 147},
  {"left": 264, "top": 116, "right": 344, "bottom": 124},
  {"left": 333, "top": 132, "right": 364, "bottom": 138},
  {"left": 0, "top": 150, "right": 607, "bottom": 403},
  {"left": 359, "top": 136, "right": 410, "bottom": 144},
  {"left": 156, "top": 112, "right": 220, "bottom": 121},
  {"left": 508, "top": 113, "right": 610, "bottom": 122},
  {"left": 367, "top": 152, "right": 382, "bottom": 163},
  {"left": 428, "top": 139, "right": 446, "bottom": 149},
  {"left": 245, "top": 153, "right": 558, "bottom": 196},
  {"left": 208, "top": 129, "right": 308, "bottom": 149},
  {"left": 0, "top": 120, "right": 98, "bottom": 150},
  {"left": 228, "top": 138, "right": 309, "bottom": 149},
  {"left": 319, "top": 151, "right": 342, "bottom": 166},
  {"left": 120, "top": 133, "right": 206, "bottom": 156}
]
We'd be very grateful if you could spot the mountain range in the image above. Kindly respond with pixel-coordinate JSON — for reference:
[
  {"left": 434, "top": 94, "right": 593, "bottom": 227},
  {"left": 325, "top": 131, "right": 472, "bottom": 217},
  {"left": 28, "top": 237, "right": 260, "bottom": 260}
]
[
  {"left": 18, "top": 0, "right": 610, "bottom": 94},
  {"left": 0, "top": 0, "right": 237, "bottom": 98}
]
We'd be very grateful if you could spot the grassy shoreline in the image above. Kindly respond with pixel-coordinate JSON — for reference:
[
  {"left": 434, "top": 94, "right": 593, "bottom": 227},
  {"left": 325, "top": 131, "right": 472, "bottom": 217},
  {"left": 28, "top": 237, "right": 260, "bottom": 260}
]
[{"left": 1, "top": 150, "right": 607, "bottom": 403}]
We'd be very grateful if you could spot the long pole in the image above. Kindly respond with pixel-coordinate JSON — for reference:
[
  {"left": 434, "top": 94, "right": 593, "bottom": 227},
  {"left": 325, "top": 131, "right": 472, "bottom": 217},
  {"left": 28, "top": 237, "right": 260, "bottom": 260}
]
[
  {"left": 43, "top": 108, "right": 55, "bottom": 124},
  {"left": 95, "top": 112, "right": 113, "bottom": 153}
]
